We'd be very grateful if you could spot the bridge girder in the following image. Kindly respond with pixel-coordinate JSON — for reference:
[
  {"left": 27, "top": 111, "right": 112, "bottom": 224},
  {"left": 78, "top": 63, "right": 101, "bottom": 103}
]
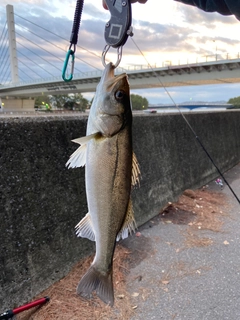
[{"left": 1, "top": 59, "right": 240, "bottom": 98}]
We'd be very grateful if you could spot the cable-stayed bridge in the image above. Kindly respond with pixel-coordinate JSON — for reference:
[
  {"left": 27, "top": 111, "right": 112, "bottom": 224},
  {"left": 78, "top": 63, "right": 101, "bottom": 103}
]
[{"left": 1, "top": 4, "right": 240, "bottom": 111}]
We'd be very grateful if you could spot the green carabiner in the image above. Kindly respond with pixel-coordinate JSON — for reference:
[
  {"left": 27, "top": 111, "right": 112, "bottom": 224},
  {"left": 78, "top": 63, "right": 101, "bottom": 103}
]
[{"left": 62, "top": 49, "right": 75, "bottom": 82}]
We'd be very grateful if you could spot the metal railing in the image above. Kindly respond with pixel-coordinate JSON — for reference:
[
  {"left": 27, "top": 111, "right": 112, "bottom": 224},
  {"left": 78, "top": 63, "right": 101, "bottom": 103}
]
[{"left": 1, "top": 52, "right": 240, "bottom": 90}]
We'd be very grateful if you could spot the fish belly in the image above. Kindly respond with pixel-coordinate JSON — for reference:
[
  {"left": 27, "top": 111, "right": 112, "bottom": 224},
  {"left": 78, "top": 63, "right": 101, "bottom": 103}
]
[{"left": 86, "top": 130, "right": 132, "bottom": 271}]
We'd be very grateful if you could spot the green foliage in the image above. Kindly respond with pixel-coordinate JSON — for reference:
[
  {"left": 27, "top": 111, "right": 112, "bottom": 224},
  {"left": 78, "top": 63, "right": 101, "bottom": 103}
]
[
  {"left": 49, "top": 95, "right": 70, "bottom": 109},
  {"left": 35, "top": 93, "right": 89, "bottom": 111},
  {"left": 35, "top": 96, "right": 50, "bottom": 107},
  {"left": 130, "top": 94, "right": 149, "bottom": 110},
  {"left": 227, "top": 96, "right": 240, "bottom": 109}
]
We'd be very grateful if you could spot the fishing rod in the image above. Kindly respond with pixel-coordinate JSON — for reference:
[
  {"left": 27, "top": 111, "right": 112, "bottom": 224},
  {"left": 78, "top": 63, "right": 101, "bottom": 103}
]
[{"left": 0, "top": 296, "right": 50, "bottom": 320}]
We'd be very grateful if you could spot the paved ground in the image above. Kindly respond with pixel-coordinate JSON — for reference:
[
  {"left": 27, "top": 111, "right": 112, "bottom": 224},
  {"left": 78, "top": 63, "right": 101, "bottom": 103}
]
[
  {"left": 122, "top": 163, "right": 240, "bottom": 320},
  {"left": 14, "top": 163, "right": 240, "bottom": 320}
]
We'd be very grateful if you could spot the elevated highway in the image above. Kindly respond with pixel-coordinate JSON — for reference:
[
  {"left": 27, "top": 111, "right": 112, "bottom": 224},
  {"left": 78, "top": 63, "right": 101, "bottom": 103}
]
[{"left": 1, "top": 59, "right": 240, "bottom": 99}]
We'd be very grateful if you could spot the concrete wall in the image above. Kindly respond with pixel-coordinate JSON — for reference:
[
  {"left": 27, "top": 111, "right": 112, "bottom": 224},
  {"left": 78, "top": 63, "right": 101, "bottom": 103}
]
[{"left": 1, "top": 111, "right": 240, "bottom": 309}]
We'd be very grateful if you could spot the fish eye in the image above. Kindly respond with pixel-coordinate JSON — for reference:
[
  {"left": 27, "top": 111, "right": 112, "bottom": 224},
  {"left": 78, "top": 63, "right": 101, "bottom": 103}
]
[{"left": 115, "top": 90, "right": 125, "bottom": 100}]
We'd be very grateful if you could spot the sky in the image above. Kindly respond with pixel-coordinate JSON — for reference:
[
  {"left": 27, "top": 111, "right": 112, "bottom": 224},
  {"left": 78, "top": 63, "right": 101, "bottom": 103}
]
[{"left": 0, "top": 0, "right": 240, "bottom": 104}]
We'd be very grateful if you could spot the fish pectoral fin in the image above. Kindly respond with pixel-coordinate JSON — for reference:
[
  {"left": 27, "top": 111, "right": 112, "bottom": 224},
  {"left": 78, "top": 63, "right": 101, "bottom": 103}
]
[
  {"left": 131, "top": 152, "right": 141, "bottom": 187},
  {"left": 71, "top": 132, "right": 100, "bottom": 145},
  {"left": 75, "top": 213, "right": 95, "bottom": 241},
  {"left": 66, "top": 144, "right": 87, "bottom": 168},
  {"left": 66, "top": 132, "right": 100, "bottom": 169},
  {"left": 116, "top": 198, "right": 137, "bottom": 241},
  {"left": 77, "top": 265, "right": 114, "bottom": 306}
]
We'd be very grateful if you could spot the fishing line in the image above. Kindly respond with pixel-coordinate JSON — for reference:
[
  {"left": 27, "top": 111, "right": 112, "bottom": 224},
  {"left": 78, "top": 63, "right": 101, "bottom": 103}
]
[{"left": 130, "top": 37, "right": 240, "bottom": 205}]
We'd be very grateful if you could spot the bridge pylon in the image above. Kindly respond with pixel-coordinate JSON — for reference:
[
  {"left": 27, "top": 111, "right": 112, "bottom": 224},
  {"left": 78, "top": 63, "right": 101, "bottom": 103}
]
[
  {"left": 6, "top": 4, "right": 19, "bottom": 84},
  {"left": 0, "top": 5, "right": 35, "bottom": 112}
]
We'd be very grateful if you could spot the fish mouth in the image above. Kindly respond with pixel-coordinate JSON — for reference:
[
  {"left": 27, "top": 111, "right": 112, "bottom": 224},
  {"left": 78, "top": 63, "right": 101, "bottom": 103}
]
[{"left": 101, "top": 63, "right": 128, "bottom": 91}]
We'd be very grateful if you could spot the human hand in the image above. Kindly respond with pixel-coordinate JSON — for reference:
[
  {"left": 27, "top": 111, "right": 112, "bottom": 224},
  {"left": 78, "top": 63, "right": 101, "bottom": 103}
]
[{"left": 102, "top": 0, "right": 148, "bottom": 10}]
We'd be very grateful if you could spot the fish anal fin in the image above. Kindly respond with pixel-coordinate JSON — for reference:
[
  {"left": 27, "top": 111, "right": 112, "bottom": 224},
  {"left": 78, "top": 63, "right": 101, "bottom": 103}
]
[
  {"left": 132, "top": 152, "right": 141, "bottom": 187},
  {"left": 77, "top": 265, "right": 114, "bottom": 306},
  {"left": 117, "top": 199, "right": 137, "bottom": 241},
  {"left": 75, "top": 213, "right": 95, "bottom": 241}
]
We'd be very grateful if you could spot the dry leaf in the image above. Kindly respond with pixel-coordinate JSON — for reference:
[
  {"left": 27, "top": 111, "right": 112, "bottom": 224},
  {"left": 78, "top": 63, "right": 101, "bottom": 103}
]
[
  {"left": 161, "top": 280, "right": 169, "bottom": 285},
  {"left": 132, "top": 292, "right": 139, "bottom": 297}
]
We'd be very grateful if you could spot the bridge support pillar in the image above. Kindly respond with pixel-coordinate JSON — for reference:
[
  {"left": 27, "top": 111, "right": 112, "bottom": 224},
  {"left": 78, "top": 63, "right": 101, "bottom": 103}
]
[
  {"left": 1, "top": 98, "right": 35, "bottom": 112},
  {"left": 6, "top": 5, "right": 19, "bottom": 84}
]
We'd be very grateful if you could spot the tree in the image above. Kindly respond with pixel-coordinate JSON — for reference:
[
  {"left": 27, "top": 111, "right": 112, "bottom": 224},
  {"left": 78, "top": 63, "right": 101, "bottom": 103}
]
[
  {"left": 73, "top": 93, "right": 89, "bottom": 111},
  {"left": 227, "top": 96, "right": 240, "bottom": 109},
  {"left": 131, "top": 94, "right": 149, "bottom": 110},
  {"left": 35, "top": 95, "right": 50, "bottom": 107},
  {"left": 49, "top": 93, "right": 89, "bottom": 111},
  {"left": 49, "top": 95, "right": 70, "bottom": 109}
]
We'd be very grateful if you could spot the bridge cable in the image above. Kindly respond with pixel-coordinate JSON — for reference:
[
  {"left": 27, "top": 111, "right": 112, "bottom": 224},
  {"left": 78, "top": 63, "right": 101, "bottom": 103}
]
[
  {"left": 14, "top": 29, "right": 98, "bottom": 75},
  {"left": 18, "top": 65, "right": 35, "bottom": 81},
  {"left": 17, "top": 50, "right": 55, "bottom": 78},
  {"left": 131, "top": 37, "right": 240, "bottom": 205},
  {"left": 0, "top": 29, "right": 8, "bottom": 64},
  {"left": 2, "top": 68, "right": 11, "bottom": 85},
  {"left": 16, "top": 40, "right": 60, "bottom": 75},
  {"left": 14, "top": 14, "right": 102, "bottom": 70},
  {"left": 0, "top": 60, "right": 10, "bottom": 83},
  {"left": 0, "top": 21, "right": 7, "bottom": 45},
  {"left": 14, "top": 23, "right": 85, "bottom": 74},
  {"left": 18, "top": 56, "right": 48, "bottom": 79},
  {"left": 0, "top": 52, "right": 10, "bottom": 82},
  {"left": 0, "top": 56, "right": 10, "bottom": 81}
]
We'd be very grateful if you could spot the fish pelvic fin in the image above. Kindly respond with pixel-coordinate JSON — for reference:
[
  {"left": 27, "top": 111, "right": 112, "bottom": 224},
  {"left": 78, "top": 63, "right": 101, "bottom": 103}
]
[
  {"left": 77, "top": 265, "right": 114, "bottom": 306},
  {"left": 75, "top": 213, "right": 95, "bottom": 241},
  {"left": 65, "top": 132, "right": 101, "bottom": 168},
  {"left": 132, "top": 152, "right": 141, "bottom": 187},
  {"left": 116, "top": 198, "right": 137, "bottom": 241}
]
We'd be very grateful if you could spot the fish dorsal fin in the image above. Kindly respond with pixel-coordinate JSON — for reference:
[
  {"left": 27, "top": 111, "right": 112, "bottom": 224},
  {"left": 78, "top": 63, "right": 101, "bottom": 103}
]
[
  {"left": 116, "top": 199, "right": 137, "bottom": 241},
  {"left": 75, "top": 212, "right": 95, "bottom": 241},
  {"left": 131, "top": 152, "right": 141, "bottom": 187},
  {"left": 66, "top": 133, "right": 99, "bottom": 169}
]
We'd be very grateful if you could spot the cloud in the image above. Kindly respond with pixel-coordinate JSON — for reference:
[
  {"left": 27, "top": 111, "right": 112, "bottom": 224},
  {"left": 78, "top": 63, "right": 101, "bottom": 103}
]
[
  {"left": 1, "top": 0, "right": 240, "bottom": 103},
  {"left": 131, "top": 21, "right": 196, "bottom": 53},
  {"left": 177, "top": 2, "right": 239, "bottom": 25},
  {"left": 131, "top": 82, "right": 240, "bottom": 104}
]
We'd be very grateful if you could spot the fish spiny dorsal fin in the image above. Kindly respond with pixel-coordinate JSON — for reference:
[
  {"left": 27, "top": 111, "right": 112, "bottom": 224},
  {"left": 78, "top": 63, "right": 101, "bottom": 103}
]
[
  {"left": 66, "top": 132, "right": 100, "bottom": 169},
  {"left": 116, "top": 198, "right": 137, "bottom": 241},
  {"left": 75, "top": 213, "right": 95, "bottom": 241},
  {"left": 131, "top": 152, "right": 141, "bottom": 187}
]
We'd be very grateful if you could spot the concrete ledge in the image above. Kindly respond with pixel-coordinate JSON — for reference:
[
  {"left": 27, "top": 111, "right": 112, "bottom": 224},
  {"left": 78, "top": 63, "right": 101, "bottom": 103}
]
[{"left": 1, "top": 111, "right": 240, "bottom": 309}]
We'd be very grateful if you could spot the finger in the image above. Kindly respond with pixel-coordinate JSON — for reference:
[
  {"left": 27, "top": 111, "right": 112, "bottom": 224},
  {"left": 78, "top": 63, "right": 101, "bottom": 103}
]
[{"left": 102, "top": 0, "right": 108, "bottom": 9}]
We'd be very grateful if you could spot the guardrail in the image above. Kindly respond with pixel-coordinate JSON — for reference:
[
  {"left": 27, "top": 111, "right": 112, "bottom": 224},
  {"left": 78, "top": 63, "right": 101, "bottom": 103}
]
[{"left": 1, "top": 53, "right": 240, "bottom": 90}]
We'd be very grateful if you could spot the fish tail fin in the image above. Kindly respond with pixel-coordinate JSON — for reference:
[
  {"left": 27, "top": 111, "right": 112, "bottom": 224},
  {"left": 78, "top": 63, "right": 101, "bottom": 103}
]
[{"left": 77, "top": 265, "right": 114, "bottom": 306}]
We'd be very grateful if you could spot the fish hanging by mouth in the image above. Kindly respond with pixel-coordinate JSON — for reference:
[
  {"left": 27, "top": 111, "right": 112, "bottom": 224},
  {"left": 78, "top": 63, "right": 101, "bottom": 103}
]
[{"left": 66, "top": 62, "right": 140, "bottom": 306}]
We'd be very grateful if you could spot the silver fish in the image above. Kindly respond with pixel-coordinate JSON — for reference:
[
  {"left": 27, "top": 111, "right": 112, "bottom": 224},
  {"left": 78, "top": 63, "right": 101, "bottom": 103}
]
[{"left": 66, "top": 63, "right": 140, "bottom": 306}]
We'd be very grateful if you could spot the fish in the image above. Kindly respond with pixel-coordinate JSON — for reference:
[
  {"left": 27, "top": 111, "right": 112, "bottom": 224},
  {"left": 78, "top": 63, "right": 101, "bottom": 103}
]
[{"left": 66, "top": 62, "right": 140, "bottom": 306}]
